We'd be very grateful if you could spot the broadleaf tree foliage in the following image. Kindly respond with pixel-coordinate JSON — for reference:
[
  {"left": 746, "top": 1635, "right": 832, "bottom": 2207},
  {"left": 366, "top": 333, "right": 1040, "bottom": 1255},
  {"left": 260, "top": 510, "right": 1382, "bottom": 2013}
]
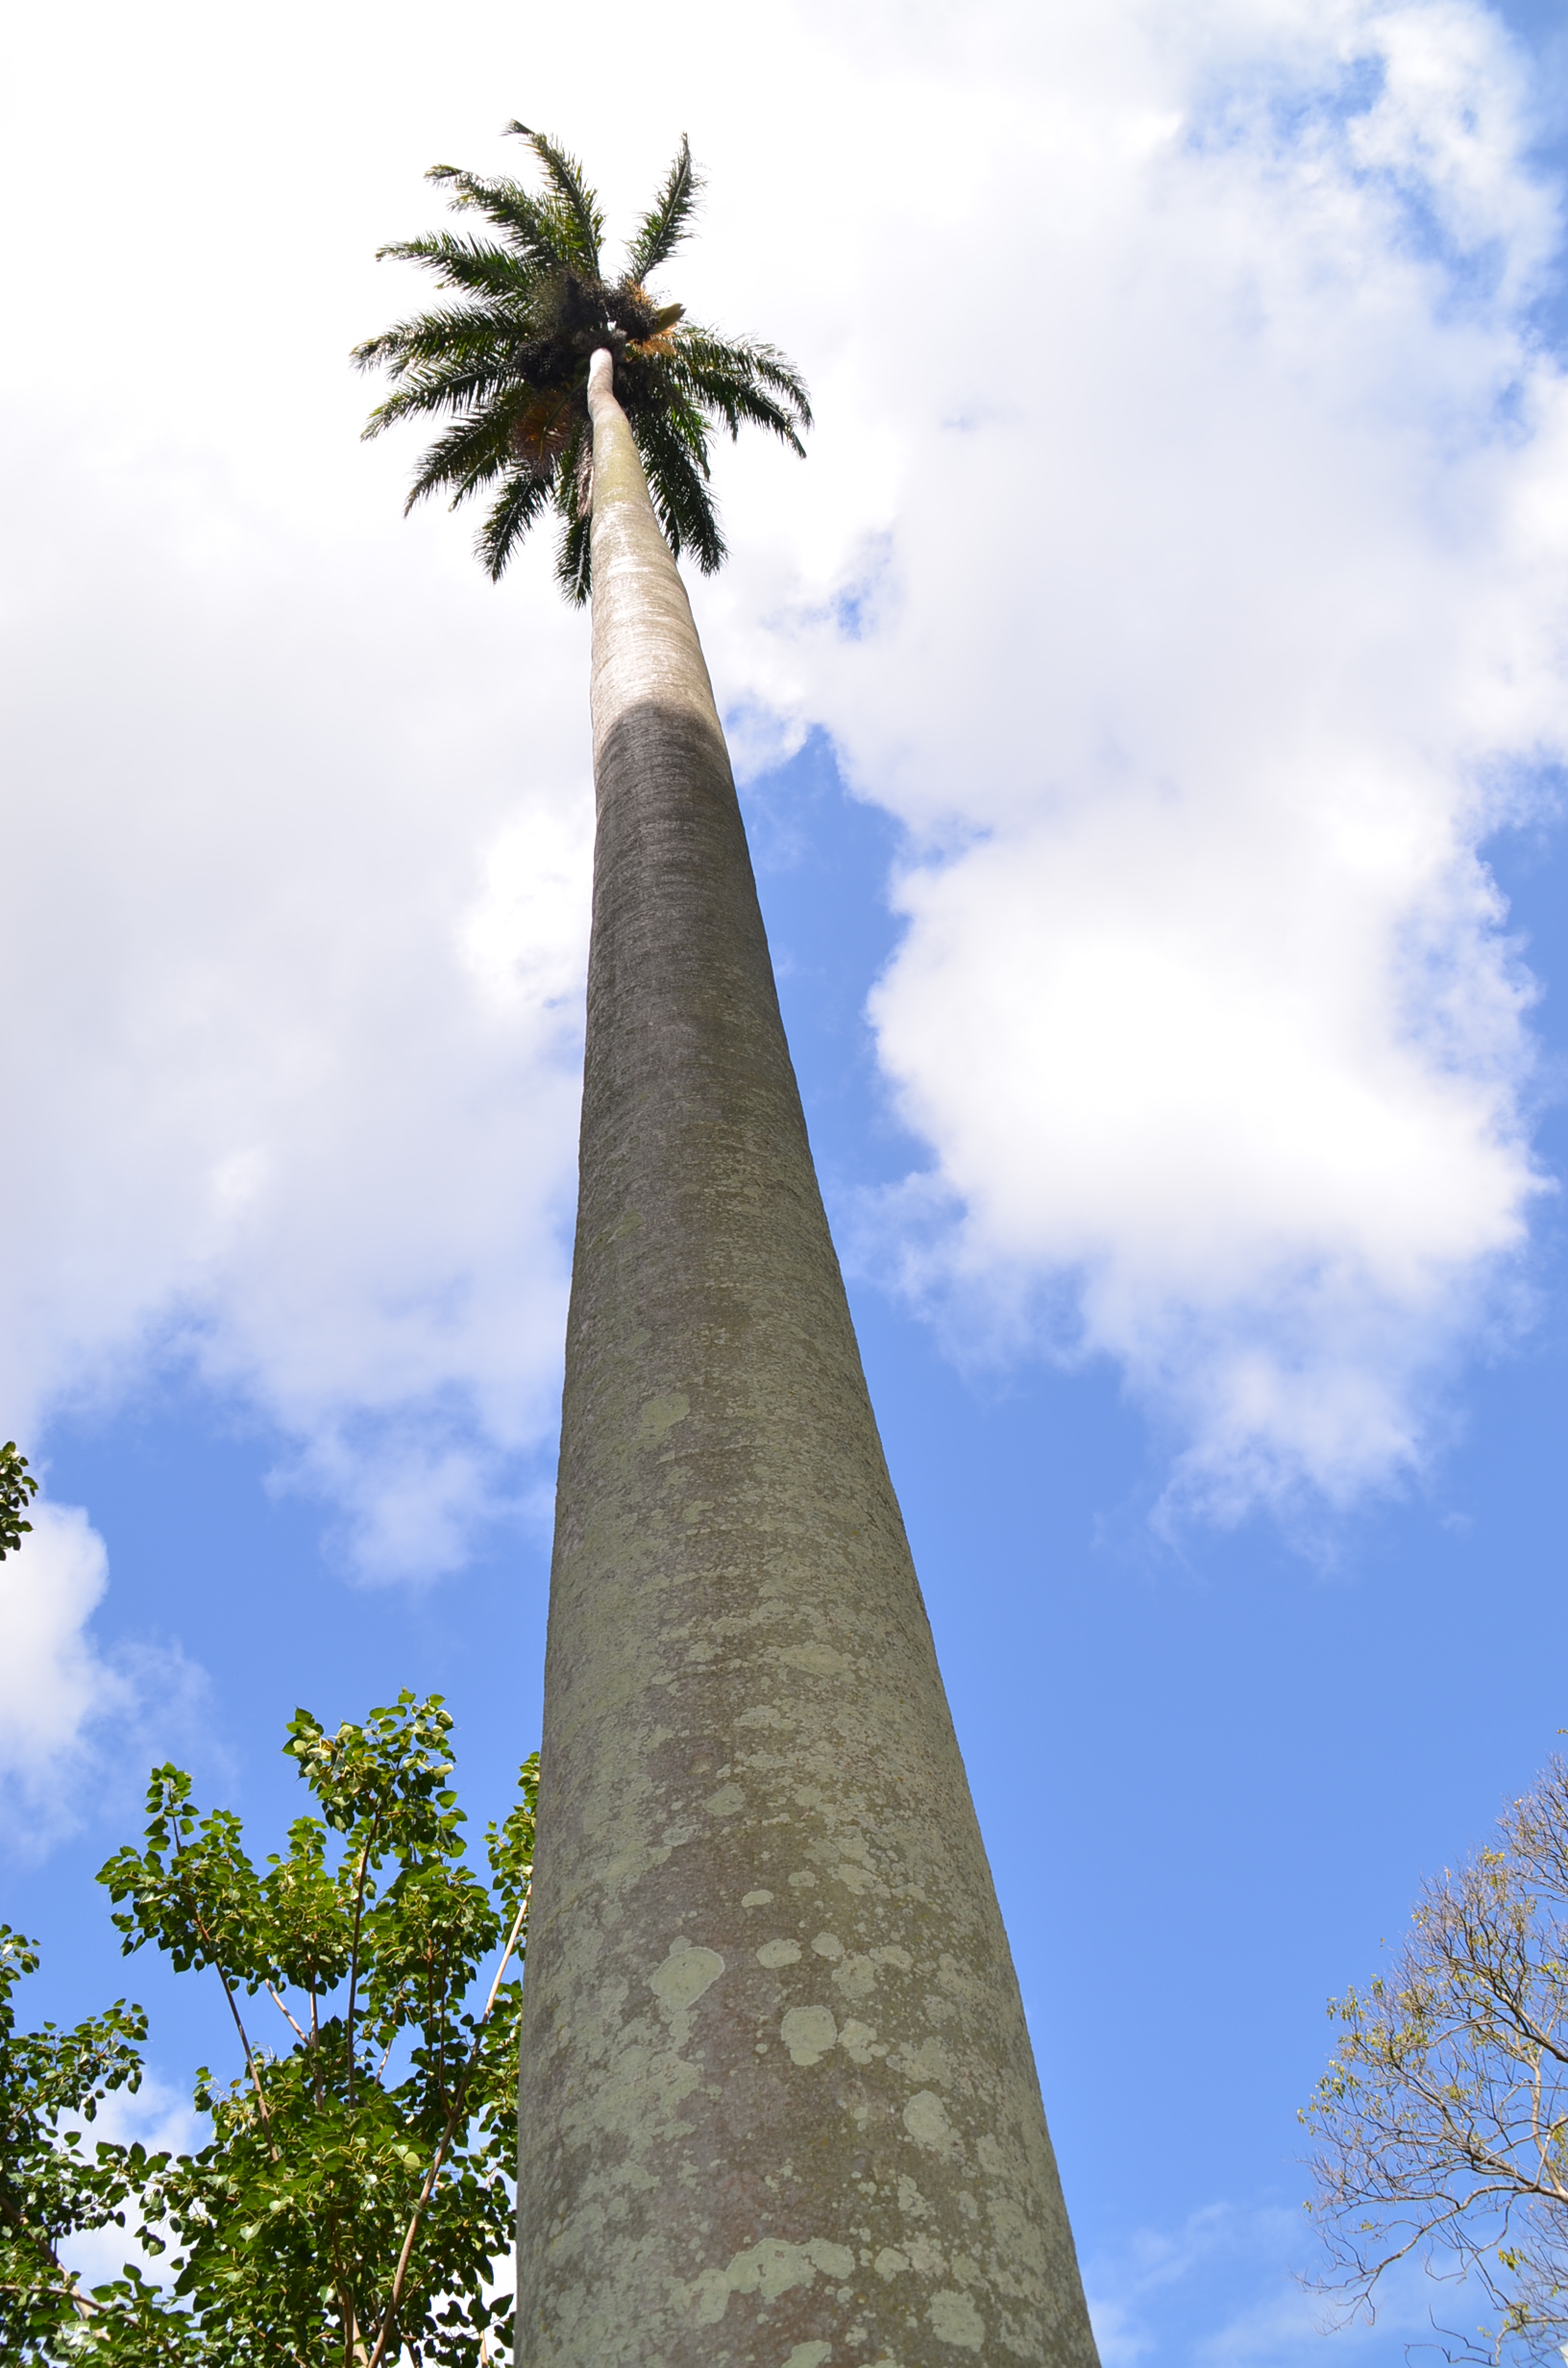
[
  {"left": 0, "top": 1439, "right": 38, "bottom": 1557},
  {"left": 0, "top": 1694, "right": 536, "bottom": 2366},
  {"left": 1304, "top": 1754, "right": 1568, "bottom": 2364},
  {"left": 0, "top": 1928, "right": 160, "bottom": 2360},
  {"left": 354, "top": 125, "right": 811, "bottom": 599}
]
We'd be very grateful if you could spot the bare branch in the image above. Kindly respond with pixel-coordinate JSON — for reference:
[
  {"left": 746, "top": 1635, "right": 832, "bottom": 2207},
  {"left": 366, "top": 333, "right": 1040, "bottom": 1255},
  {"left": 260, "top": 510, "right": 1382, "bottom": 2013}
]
[{"left": 1304, "top": 1757, "right": 1568, "bottom": 2363}]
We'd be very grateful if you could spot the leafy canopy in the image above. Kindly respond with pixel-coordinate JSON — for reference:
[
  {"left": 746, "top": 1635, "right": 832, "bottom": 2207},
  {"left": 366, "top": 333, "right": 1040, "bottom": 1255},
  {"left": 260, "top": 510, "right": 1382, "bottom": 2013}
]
[
  {"left": 0, "top": 1928, "right": 155, "bottom": 2361},
  {"left": 1304, "top": 1752, "right": 1568, "bottom": 2365},
  {"left": 355, "top": 125, "right": 811, "bottom": 601},
  {"left": 2, "top": 1693, "right": 536, "bottom": 2366},
  {"left": 1, "top": 1439, "right": 38, "bottom": 1558}
]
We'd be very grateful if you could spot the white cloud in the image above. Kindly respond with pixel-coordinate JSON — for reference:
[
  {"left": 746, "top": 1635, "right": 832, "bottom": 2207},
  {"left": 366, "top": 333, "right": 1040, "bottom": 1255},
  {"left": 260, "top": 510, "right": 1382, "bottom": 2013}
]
[
  {"left": 1085, "top": 2202, "right": 1294, "bottom": 2367},
  {"left": 0, "top": 1506, "right": 203, "bottom": 1853},
  {"left": 0, "top": 436, "right": 590, "bottom": 1578},
  {"left": 712, "top": 0, "right": 1568, "bottom": 1517},
  {"left": 1085, "top": 2198, "right": 1444, "bottom": 2367},
  {"left": 0, "top": 1508, "right": 120, "bottom": 1794},
  {"left": 0, "top": 0, "right": 1564, "bottom": 1554},
  {"left": 56, "top": 2075, "right": 206, "bottom": 2299}
]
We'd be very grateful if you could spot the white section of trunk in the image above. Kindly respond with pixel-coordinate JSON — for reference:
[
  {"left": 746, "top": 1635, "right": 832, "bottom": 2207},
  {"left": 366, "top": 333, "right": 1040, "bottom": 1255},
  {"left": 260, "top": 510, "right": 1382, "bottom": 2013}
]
[{"left": 586, "top": 347, "right": 722, "bottom": 767}]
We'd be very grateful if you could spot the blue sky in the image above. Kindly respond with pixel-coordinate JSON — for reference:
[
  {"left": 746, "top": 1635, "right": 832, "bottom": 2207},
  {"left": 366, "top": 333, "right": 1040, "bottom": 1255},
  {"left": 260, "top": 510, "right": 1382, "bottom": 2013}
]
[{"left": 6, "top": 0, "right": 1568, "bottom": 2358}]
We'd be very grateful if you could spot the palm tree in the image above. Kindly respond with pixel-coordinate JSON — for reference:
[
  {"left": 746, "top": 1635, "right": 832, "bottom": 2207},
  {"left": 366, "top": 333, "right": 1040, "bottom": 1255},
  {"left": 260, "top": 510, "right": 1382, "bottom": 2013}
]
[
  {"left": 359, "top": 131, "right": 1099, "bottom": 2368},
  {"left": 354, "top": 127, "right": 808, "bottom": 599}
]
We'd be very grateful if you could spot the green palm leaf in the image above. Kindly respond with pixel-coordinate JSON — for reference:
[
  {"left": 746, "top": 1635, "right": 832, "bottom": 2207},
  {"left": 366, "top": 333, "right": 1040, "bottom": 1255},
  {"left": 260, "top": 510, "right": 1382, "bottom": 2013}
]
[
  {"left": 403, "top": 404, "right": 523, "bottom": 511},
  {"left": 625, "top": 136, "right": 698, "bottom": 282},
  {"left": 357, "top": 125, "right": 810, "bottom": 602},
  {"left": 371, "top": 234, "right": 547, "bottom": 305},
  {"left": 426, "top": 166, "right": 581, "bottom": 276},
  {"left": 480, "top": 469, "right": 556, "bottom": 581},
  {"left": 502, "top": 126, "right": 604, "bottom": 275},
  {"left": 629, "top": 402, "right": 724, "bottom": 574}
]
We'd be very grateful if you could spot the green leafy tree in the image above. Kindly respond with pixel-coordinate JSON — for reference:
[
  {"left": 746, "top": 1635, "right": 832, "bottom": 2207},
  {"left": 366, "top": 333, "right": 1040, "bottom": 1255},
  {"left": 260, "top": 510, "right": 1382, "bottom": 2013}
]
[
  {"left": 353, "top": 125, "right": 810, "bottom": 597},
  {"left": 1, "top": 1440, "right": 38, "bottom": 1558},
  {"left": 1304, "top": 1752, "right": 1568, "bottom": 2364},
  {"left": 3, "top": 1695, "right": 535, "bottom": 2365},
  {"left": 0, "top": 1927, "right": 169, "bottom": 2359}
]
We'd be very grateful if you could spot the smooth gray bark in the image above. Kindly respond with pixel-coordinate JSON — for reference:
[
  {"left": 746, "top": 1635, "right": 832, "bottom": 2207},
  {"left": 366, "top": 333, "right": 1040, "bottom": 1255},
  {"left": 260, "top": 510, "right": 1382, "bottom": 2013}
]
[{"left": 515, "top": 350, "right": 1099, "bottom": 2368}]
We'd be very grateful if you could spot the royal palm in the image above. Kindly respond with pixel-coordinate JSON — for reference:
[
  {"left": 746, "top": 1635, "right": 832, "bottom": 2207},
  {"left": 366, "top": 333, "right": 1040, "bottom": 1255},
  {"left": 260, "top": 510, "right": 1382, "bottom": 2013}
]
[{"left": 360, "top": 128, "right": 1098, "bottom": 2368}]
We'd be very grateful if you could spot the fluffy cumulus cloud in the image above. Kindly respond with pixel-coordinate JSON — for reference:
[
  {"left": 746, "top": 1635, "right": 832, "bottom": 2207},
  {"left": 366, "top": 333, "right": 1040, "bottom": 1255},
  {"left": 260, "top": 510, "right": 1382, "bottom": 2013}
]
[
  {"left": 713, "top": 0, "right": 1568, "bottom": 1518},
  {"left": 0, "top": 1508, "right": 202, "bottom": 1853},
  {"left": 0, "top": 0, "right": 1564, "bottom": 1576},
  {"left": 0, "top": 443, "right": 591, "bottom": 1578}
]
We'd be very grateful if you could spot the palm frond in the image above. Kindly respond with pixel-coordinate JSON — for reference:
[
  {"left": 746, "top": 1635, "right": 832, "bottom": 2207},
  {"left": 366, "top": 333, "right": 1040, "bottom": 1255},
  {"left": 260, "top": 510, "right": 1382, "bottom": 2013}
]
[
  {"left": 503, "top": 126, "right": 603, "bottom": 274},
  {"left": 554, "top": 503, "right": 593, "bottom": 604},
  {"left": 358, "top": 127, "right": 809, "bottom": 595},
  {"left": 402, "top": 403, "right": 528, "bottom": 511},
  {"left": 624, "top": 136, "right": 698, "bottom": 282},
  {"left": 655, "top": 352, "right": 800, "bottom": 452},
  {"left": 369, "top": 231, "right": 548, "bottom": 306},
  {"left": 547, "top": 420, "right": 594, "bottom": 603},
  {"left": 689, "top": 370, "right": 808, "bottom": 452},
  {"left": 354, "top": 304, "right": 537, "bottom": 384},
  {"left": 629, "top": 406, "right": 725, "bottom": 575},
  {"left": 359, "top": 344, "right": 538, "bottom": 438},
  {"left": 673, "top": 328, "right": 812, "bottom": 447},
  {"left": 426, "top": 167, "right": 578, "bottom": 274},
  {"left": 478, "top": 469, "right": 555, "bottom": 582}
]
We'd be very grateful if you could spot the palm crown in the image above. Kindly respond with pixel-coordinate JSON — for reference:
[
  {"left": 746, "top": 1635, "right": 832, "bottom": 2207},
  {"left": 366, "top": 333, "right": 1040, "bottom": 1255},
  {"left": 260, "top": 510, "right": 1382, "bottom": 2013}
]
[{"left": 355, "top": 127, "right": 812, "bottom": 602}]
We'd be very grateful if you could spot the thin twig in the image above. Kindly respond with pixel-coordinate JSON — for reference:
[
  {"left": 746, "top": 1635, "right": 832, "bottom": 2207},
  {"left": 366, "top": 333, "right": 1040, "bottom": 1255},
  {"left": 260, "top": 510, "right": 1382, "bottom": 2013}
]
[
  {"left": 265, "top": 1980, "right": 308, "bottom": 2043},
  {"left": 0, "top": 2188, "right": 103, "bottom": 2321},
  {"left": 344, "top": 1823, "right": 379, "bottom": 2118},
  {"left": 364, "top": 1877, "right": 530, "bottom": 2368},
  {"left": 484, "top": 1886, "right": 531, "bottom": 2022},
  {"left": 210, "top": 1954, "right": 280, "bottom": 2157},
  {"left": 166, "top": 1824, "right": 279, "bottom": 2158}
]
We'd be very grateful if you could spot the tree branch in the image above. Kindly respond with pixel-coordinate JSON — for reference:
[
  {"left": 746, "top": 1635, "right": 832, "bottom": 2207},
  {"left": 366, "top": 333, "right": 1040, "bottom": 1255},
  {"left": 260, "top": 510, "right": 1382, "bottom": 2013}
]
[{"left": 364, "top": 1877, "right": 529, "bottom": 2368}]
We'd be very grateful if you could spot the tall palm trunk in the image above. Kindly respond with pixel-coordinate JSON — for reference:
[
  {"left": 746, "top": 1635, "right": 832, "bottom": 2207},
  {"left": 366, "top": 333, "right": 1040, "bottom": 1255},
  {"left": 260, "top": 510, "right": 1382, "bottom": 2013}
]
[{"left": 515, "top": 350, "right": 1099, "bottom": 2368}]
